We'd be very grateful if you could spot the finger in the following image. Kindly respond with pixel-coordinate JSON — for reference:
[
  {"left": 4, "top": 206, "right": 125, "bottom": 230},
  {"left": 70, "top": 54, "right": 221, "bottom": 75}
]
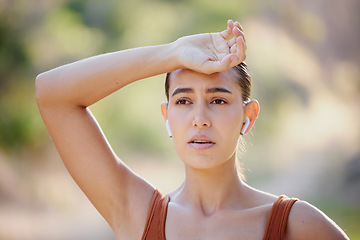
[
  {"left": 201, "top": 55, "right": 232, "bottom": 74},
  {"left": 227, "top": 38, "right": 236, "bottom": 48},
  {"left": 227, "top": 27, "right": 243, "bottom": 49},
  {"left": 230, "top": 44, "right": 237, "bottom": 53},
  {"left": 220, "top": 19, "right": 234, "bottom": 40},
  {"left": 233, "top": 27, "right": 246, "bottom": 44},
  {"left": 239, "top": 36, "right": 247, "bottom": 50},
  {"left": 234, "top": 21, "right": 243, "bottom": 32},
  {"left": 220, "top": 27, "right": 232, "bottom": 40},
  {"left": 223, "top": 53, "right": 241, "bottom": 69},
  {"left": 229, "top": 35, "right": 247, "bottom": 60},
  {"left": 228, "top": 19, "right": 235, "bottom": 30},
  {"left": 210, "top": 57, "right": 233, "bottom": 73},
  {"left": 205, "top": 51, "right": 245, "bottom": 74},
  {"left": 235, "top": 36, "right": 246, "bottom": 61}
]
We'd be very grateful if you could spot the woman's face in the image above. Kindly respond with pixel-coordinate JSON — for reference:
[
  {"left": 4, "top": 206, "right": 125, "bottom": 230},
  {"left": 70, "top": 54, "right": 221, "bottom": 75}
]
[{"left": 165, "top": 68, "right": 246, "bottom": 170}]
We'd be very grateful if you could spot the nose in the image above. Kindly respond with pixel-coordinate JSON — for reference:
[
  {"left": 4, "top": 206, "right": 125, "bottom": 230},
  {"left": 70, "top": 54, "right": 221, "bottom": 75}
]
[{"left": 192, "top": 104, "right": 211, "bottom": 128}]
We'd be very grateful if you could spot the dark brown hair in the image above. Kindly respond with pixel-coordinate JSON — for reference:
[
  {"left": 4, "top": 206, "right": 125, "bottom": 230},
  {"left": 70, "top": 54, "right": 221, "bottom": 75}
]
[{"left": 165, "top": 62, "right": 251, "bottom": 102}]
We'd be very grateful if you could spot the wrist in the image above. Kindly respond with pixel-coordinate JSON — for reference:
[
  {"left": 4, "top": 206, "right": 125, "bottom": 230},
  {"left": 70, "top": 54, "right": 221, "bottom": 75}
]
[{"left": 166, "top": 40, "right": 184, "bottom": 71}]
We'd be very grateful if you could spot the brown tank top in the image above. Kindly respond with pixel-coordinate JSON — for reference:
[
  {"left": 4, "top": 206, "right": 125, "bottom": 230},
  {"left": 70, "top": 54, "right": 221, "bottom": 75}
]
[{"left": 141, "top": 190, "right": 298, "bottom": 240}]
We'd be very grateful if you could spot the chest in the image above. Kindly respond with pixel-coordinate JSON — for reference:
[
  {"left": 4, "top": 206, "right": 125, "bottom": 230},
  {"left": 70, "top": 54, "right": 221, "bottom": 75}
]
[{"left": 164, "top": 204, "right": 271, "bottom": 240}]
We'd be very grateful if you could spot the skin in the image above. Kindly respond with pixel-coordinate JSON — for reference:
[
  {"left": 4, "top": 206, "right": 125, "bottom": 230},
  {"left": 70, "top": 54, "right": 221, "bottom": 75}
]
[
  {"left": 36, "top": 20, "right": 349, "bottom": 239},
  {"left": 166, "top": 68, "right": 251, "bottom": 170}
]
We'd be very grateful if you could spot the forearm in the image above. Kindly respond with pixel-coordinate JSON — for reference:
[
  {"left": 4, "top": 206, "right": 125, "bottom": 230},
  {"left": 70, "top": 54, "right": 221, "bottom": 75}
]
[
  {"left": 36, "top": 20, "right": 245, "bottom": 108},
  {"left": 36, "top": 42, "right": 180, "bottom": 107}
]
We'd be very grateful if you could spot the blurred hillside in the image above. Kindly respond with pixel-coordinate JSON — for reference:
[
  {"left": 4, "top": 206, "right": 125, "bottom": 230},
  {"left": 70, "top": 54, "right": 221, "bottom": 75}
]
[{"left": 0, "top": 0, "right": 359, "bottom": 239}]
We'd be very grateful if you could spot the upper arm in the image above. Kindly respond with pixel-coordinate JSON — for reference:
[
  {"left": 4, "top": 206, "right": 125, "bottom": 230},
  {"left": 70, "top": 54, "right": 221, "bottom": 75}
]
[
  {"left": 37, "top": 101, "right": 155, "bottom": 237},
  {"left": 286, "top": 200, "right": 349, "bottom": 240}
]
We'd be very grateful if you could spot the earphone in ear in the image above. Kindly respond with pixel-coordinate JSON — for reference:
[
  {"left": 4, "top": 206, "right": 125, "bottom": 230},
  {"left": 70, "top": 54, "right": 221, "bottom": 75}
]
[
  {"left": 240, "top": 117, "right": 250, "bottom": 135},
  {"left": 166, "top": 120, "right": 172, "bottom": 138}
]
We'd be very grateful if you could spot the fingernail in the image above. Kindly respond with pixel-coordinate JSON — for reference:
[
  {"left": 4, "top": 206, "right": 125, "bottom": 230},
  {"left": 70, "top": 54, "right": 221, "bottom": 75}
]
[{"left": 235, "top": 21, "right": 243, "bottom": 30}]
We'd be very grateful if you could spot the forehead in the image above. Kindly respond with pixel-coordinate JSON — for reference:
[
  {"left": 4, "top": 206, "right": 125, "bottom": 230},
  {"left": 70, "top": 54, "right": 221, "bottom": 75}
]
[{"left": 168, "top": 68, "right": 241, "bottom": 95}]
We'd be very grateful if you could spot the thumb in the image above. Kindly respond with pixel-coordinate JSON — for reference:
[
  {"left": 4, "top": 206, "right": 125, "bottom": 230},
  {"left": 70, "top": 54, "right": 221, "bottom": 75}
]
[
  {"left": 201, "top": 54, "right": 239, "bottom": 74},
  {"left": 218, "top": 54, "right": 240, "bottom": 71}
]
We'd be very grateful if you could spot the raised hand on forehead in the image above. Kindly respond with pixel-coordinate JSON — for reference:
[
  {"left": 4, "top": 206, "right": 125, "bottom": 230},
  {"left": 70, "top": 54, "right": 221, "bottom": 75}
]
[{"left": 176, "top": 19, "right": 247, "bottom": 74}]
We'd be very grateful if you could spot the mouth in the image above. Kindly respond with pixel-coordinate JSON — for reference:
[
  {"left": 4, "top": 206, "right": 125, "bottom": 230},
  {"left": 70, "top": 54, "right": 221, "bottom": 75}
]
[
  {"left": 189, "top": 140, "right": 215, "bottom": 144},
  {"left": 188, "top": 135, "right": 215, "bottom": 149}
]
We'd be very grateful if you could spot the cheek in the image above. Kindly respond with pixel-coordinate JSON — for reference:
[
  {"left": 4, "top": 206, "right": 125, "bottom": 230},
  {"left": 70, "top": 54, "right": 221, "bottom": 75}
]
[
  {"left": 167, "top": 114, "right": 189, "bottom": 160},
  {"left": 221, "top": 118, "right": 242, "bottom": 149},
  {"left": 218, "top": 110, "right": 244, "bottom": 155},
  {"left": 167, "top": 109, "right": 189, "bottom": 137},
  {"left": 217, "top": 106, "right": 244, "bottom": 132}
]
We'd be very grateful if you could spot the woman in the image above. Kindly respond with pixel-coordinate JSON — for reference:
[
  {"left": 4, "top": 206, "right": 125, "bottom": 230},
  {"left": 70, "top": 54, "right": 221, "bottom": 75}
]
[{"left": 36, "top": 20, "right": 348, "bottom": 239}]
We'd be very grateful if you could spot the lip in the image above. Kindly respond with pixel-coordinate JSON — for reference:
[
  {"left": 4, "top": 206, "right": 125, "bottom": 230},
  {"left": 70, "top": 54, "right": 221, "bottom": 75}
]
[{"left": 188, "top": 134, "right": 215, "bottom": 150}]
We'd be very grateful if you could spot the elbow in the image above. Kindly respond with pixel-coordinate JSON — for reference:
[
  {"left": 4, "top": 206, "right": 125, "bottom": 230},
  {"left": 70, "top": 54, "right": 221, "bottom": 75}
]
[
  {"left": 35, "top": 72, "right": 46, "bottom": 106},
  {"left": 35, "top": 71, "right": 54, "bottom": 107}
]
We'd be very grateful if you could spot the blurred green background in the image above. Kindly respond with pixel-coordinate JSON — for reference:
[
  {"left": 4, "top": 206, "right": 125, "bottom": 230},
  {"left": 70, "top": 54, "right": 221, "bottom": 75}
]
[{"left": 0, "top": 0, "right": 359, "bottom": 239}]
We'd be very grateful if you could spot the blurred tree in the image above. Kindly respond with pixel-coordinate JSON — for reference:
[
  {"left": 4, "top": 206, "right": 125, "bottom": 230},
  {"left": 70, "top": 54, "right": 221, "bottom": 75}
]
[
  {"left": 0, "top": 4, "right": 30, "bottom": 93},
  {"left": 0, "top": 1, "right": 40, "bottom": 154}
]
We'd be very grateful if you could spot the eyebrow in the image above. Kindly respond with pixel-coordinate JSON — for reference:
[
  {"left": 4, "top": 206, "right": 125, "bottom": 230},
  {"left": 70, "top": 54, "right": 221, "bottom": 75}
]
[
  {"left": 171, "top": 87, "right": 193, "bottom": 97},
  {"left": 171, "top": 87, "right": 232, "bottom": 97},
  {"left": 207, "top": 87, "right": 232, "bottom": 94}
]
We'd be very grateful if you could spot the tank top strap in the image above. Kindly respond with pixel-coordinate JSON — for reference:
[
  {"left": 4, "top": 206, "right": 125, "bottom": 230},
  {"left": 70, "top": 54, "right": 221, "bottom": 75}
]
[
  {"left": 263, "top": 195, "right": 299, "bottom": 240},
  {"left": 141, "top": 189, "right": 170, "bottom": 240}
]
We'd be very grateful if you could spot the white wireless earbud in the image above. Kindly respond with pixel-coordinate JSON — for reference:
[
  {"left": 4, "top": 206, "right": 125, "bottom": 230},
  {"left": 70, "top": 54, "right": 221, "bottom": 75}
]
[
  {"left": 166, "top": 120, "right": 172, "bottom": 138},
  {"left": 240, "top": 117, "right": 250, "bottom": 135}
]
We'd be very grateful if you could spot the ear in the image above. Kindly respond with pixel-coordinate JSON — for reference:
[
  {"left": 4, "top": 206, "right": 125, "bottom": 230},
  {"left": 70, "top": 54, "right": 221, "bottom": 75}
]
[
  {"left": 242, "top": 100, "right": 260, "bottom": 135},
  {"left": 161, "top": 101, "right": 173, "bottom": 138},
  {"left": 160, "top": 101, "right": 168, "bottom": 121}
]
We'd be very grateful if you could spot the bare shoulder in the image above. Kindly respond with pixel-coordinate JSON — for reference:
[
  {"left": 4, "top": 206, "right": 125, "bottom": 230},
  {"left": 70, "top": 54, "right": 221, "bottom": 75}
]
[{"left": 286, "top": 200, "right": 349, "bottom": 240}]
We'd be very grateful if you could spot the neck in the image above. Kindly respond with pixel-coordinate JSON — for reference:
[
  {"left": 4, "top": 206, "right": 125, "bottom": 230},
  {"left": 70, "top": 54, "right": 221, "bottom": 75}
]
[{"left": 174, "top": 154, "right": 246, "bottom": 216}]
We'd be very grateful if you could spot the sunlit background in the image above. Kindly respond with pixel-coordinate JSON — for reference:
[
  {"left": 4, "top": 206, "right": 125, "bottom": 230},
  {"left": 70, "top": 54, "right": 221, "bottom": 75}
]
[{"left": 0, "top": 0, "right": 359, "bottom": 239}]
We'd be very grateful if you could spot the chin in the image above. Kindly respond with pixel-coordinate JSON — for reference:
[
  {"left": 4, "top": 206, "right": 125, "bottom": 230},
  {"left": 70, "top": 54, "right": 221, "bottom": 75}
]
[{"left": 181, "top": 154, "right": 233, "bottom": 171}]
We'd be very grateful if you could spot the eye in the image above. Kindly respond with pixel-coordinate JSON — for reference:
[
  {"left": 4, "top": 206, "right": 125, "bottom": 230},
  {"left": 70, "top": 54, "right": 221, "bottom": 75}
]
[
  {"left": 211, "top": 99, "right": 227, "bottom": 105},
  {"left": 175, "top": 99, "right": 191, "bottom": 105}
]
